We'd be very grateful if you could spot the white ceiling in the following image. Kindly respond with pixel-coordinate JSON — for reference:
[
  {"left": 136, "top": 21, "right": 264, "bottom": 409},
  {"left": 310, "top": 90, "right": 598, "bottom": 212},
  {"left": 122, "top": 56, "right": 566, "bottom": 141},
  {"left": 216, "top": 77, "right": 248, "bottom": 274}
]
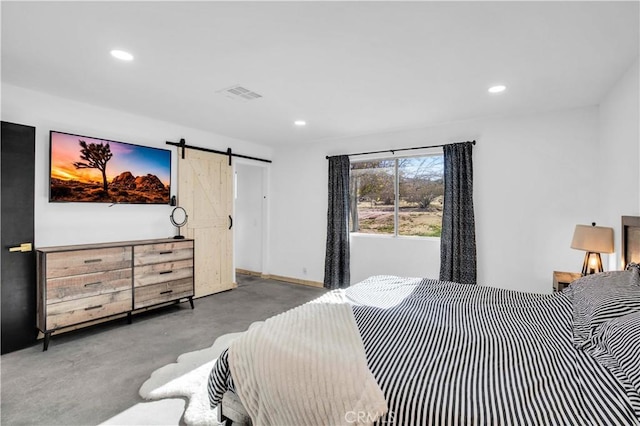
[{"left": 2, "top": 1, "right": 638, "bottom": 147}]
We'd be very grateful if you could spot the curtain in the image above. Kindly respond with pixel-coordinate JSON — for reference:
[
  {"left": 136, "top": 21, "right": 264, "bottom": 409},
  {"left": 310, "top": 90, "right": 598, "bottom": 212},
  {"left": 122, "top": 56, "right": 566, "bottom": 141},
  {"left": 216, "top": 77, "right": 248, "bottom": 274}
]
[
  {"left": 439, "top": 142, "right": 477, "bottom": 284},
  {"left": 324, "top": 155, "right": 351, "bottom": 289}
]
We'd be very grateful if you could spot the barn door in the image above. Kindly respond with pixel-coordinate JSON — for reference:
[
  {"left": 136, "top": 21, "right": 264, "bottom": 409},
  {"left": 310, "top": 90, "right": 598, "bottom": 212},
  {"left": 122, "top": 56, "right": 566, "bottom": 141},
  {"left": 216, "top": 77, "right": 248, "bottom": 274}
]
[{"left": 178, "top": 149, "right": 234, "bottom": 297}]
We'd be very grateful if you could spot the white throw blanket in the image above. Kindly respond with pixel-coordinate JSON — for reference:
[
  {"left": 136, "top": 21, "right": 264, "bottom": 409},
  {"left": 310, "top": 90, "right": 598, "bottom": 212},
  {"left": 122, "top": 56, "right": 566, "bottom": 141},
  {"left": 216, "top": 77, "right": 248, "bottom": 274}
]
[{"left": 228, "top": 293, "right": 388, "bottom": 426}]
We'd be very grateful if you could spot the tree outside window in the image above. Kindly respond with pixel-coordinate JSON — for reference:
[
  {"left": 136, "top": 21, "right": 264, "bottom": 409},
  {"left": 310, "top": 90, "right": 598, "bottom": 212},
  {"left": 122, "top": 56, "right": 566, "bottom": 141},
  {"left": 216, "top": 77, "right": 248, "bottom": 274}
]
[{"left": 350, "top": 154, "right": 444, "bottom": 237}]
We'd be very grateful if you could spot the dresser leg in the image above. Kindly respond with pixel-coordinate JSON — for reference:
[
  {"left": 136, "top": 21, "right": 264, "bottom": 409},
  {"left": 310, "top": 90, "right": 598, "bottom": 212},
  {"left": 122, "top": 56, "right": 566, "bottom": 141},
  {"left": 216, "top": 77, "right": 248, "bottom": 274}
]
[
  {"left": 189, "top": 297, "right": 194, "bottom": 309},
  {"left": 127, "top": 312, "right": 132, "bottom": 325},
  {"left": 43, "top": 332, "right": 51, "bottom": 351}
]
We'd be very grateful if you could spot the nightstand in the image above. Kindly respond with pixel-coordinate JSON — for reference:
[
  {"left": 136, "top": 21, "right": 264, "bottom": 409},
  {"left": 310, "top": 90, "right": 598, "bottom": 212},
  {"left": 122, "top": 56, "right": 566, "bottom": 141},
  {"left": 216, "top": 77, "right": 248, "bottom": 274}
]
[{"left": 553, "top": 271, "right": 582, "bottom": 292}]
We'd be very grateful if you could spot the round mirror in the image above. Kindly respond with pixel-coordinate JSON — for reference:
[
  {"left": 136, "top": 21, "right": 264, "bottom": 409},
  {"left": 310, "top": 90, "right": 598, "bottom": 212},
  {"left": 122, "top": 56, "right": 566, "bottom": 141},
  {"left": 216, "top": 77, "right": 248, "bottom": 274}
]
[{"left": 170, "top": 207, "right": 188, "bottom": 239}]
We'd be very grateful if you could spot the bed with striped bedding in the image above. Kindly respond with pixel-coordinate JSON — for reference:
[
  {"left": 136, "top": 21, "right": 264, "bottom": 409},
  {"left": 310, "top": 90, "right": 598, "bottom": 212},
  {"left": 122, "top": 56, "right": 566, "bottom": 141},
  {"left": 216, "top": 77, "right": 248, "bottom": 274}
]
[{"left": 208, "top": 274, "right": 640, "bottom": 425}]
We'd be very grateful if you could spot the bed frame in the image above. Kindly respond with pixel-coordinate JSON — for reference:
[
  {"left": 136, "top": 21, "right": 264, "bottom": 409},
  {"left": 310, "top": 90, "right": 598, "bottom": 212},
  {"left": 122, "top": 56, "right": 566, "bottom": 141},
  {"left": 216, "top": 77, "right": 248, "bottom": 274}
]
[
  {"left": 217, "top": 216, "right": 640, "bottom": 426},
  {"left": 218, "top": 391, "right": 251, "bottom": 425},
  {"left": 622, "top": 216, "right": 640, "bottom": 269}
]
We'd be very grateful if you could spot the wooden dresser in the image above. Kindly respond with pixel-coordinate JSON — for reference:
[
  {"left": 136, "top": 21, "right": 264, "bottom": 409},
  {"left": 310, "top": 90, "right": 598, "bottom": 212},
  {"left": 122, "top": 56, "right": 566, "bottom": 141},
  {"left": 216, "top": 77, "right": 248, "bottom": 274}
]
[
  {"left": 37, "top": 238, "right": 194, "bottom": 350},
  {"left": 133, "top": 241, "right": 195, "bottom": 309}
]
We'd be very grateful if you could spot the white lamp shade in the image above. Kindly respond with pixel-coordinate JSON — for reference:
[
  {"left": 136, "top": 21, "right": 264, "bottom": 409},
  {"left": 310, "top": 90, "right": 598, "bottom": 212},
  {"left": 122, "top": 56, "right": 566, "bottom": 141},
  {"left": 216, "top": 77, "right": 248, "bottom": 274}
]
[{"left": 571, "top": 224, "right": 614, "bottom": 253}]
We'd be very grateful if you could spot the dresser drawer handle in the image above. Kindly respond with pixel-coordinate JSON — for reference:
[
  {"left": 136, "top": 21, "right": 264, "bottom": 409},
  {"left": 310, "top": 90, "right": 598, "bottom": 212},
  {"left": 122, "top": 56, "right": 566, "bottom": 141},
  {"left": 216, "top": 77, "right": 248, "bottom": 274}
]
[
  {"left": 84, "top": 259, "right": 102, "bottom": 264},
  {"left": 160, "top": 290, "right": 173, "bottom": 295},
  {"left": 159, "top": 270, "right": 173, "bottom": 275},
  {"left": 85, "top": 305, "right": 103, "bottom": 311},
  {"left": 84, "top": 281, "right": 103, "bottom": 287},
  {"left": 159, "top": 251, "right": 173, "bottom": 255}
]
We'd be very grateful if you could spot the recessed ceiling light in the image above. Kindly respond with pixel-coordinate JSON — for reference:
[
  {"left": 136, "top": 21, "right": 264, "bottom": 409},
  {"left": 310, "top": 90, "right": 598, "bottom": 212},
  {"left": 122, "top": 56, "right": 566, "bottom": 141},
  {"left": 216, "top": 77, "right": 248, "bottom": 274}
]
[
  {"left": 110, "top": 49, "right": 134, "bottom": 61},
  {"left": 488, "top": 85, "right": 506, "bottom": 94},
  {"left": 294, "top": 120, "right": 307, "bottom": 126}
]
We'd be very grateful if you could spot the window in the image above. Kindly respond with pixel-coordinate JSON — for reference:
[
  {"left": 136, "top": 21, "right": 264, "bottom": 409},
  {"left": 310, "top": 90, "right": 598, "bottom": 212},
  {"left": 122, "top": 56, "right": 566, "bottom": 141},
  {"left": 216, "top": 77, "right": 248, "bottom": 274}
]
[{"left": 350, "top": 154, "right": 444, "bottom": 237}]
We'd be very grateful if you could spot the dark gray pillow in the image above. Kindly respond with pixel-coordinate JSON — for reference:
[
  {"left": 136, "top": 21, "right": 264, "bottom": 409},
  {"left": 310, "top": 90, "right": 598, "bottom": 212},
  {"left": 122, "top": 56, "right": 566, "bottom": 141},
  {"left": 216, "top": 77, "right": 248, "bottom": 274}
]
[{"left": 569, "top": 268, "right": 640, "bottom": 348}]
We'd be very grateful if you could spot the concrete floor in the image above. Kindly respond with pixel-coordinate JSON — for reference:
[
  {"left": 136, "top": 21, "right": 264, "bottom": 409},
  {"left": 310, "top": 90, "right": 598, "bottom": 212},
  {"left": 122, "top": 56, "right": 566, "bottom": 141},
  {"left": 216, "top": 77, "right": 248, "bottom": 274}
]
[{"left": 1, "top": 275, "right": 326, "bottom": 425}]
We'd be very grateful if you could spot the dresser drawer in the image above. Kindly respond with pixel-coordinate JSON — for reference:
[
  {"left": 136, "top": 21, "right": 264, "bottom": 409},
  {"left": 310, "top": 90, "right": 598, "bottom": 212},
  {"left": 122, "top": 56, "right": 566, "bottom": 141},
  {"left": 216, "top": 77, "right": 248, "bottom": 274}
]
[
  {"left": 134, "top": 241, "right": 194, "bottom": 266},
  {"left": 46, "top": 290, "right": 132, "bottom": 330},
  {"left": 46, "top": 268, "right": 132, "bottom": 304},
  {"left": 46, "top": 247, "right": 132, "bottom": 279},
  {"left": 134, "top": 258, "right": 193, "bottom": 287},
  {"left": 134, "top": 278, "right": 194, "bottom": 309}
]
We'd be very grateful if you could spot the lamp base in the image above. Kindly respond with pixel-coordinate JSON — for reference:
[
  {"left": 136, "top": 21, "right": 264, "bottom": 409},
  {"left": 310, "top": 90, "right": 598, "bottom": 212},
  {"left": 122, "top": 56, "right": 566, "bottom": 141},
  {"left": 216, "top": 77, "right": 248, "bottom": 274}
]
[{"left": 581, "top": 252, "right": 603, "bottom": 275}]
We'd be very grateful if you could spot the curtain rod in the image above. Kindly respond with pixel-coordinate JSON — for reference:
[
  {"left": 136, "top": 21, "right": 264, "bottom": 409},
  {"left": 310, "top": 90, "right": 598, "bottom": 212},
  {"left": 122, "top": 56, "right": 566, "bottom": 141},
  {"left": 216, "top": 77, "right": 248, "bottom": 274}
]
[
  {"left": 325, "top": 140, "right": 476, "bottom": 160},
  {"left": 166, "top": 139, "right": 272, "bottom": 165}
]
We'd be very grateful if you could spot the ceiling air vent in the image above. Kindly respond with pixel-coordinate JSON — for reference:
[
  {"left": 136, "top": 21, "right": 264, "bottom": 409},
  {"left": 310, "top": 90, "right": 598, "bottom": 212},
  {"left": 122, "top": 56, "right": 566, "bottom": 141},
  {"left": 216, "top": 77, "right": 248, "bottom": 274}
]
[{"left": 216, "top": 85, "right": 263, "bottom": 102}]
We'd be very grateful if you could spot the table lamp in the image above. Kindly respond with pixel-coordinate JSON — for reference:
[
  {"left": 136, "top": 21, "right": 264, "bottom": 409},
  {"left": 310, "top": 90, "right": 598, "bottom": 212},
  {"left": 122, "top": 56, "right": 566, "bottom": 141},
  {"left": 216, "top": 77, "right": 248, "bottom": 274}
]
[{"left": 571, "top": 222, "right": 614, "bottom": 275}]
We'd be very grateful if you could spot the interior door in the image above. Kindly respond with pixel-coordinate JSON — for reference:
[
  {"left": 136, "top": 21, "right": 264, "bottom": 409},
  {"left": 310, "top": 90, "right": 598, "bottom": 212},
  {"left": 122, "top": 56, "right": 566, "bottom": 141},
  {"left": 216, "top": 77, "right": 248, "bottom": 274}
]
[
  {"left": 235, "top": 163, "right": 264, "bottom": 274},
  {"left": 178, "top": 149, "right": 234, "bottom": 297},
  {"left": 1, "top": 121, "right": 37, "bottom": 354}
]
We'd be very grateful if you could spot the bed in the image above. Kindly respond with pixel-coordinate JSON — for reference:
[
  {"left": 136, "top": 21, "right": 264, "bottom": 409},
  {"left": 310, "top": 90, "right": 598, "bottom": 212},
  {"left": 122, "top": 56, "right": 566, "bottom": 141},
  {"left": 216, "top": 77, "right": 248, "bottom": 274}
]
[{"left": 208, "top": 220, "right": 640, "bottom": 426}]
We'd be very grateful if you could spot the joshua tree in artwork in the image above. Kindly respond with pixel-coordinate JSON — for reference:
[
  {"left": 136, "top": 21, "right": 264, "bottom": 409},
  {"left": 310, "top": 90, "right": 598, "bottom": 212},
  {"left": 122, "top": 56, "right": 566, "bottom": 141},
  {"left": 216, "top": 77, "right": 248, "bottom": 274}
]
[{"left": 73, "top": 140, "right": 113, "bottom": 195}]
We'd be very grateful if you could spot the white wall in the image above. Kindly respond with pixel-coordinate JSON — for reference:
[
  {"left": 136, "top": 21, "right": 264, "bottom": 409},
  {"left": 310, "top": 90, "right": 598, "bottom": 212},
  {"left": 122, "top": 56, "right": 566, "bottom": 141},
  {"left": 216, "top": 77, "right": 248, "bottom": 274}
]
[
  {"left": 234, "top": 162, "right": 266, "bottom": 273},
  {"left": 6, "top": 66, "right": 636, "bottom": 295},
  {"left": 350, "top": 235, "right": 440, "bottom": 283},
  {"left": 261, "top": 58, "right": 639, "bottom": 291},
  {"left": 268, "top": 107, "right": 601, "bottom": 293},
  {"left": 474, "top": 108, "right": 600, "bottom": 292},
  {"left": 267, "top": 144, "right": 328, "bottom": 281},
  {"left": 1, "top": 83, "right": 272, "bottom": 247},
  {"left": 598, "top": 58, "right": 640, "bottom": 269}
]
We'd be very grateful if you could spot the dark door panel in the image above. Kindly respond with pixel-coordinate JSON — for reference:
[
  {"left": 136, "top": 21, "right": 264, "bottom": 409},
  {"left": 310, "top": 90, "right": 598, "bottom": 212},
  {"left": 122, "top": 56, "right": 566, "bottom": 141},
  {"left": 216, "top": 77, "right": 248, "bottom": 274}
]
[{"left": 1, "top": 121, "right": 37, "bottom": 354}]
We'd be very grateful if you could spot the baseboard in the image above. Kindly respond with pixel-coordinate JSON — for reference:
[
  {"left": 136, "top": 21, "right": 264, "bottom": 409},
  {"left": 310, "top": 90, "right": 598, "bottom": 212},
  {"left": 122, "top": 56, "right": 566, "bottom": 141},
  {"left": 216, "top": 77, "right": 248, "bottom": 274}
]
[
  {"left": 262, "top": 274, "right": 324, "bottom": 289},
  {"left": 235, "top": 268, "right": 262, "bottom": 277},
  {"left": 236, "top": 269, "right": 324, "bottom": 289}
]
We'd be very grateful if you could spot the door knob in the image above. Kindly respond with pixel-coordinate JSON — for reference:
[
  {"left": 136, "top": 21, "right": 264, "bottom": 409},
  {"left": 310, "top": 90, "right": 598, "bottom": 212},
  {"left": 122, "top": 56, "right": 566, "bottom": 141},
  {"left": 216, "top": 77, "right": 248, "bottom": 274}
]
[{"left": 8, "top": 243, "right": 32, "bottom": 253}]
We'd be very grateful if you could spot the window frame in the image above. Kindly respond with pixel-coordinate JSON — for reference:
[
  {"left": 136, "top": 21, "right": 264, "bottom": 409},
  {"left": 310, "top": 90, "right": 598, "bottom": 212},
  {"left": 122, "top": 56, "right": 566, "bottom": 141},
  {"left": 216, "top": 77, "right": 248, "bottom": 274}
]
[{"left": 349, "top": 150, "right": 444, "bottom": 240}]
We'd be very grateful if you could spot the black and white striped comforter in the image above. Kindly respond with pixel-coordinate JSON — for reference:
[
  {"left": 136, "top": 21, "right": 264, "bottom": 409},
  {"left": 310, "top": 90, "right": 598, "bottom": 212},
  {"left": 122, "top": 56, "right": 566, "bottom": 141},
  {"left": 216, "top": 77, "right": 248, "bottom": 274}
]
[{"left": 209, "top": 276, "right": 640, "bottom": 425}]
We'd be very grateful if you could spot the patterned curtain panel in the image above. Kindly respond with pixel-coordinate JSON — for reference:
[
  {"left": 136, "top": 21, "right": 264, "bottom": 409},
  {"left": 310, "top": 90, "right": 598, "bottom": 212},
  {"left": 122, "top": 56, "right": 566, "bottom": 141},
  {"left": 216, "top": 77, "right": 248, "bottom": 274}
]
[
  {"left": 324, "top": 155, "right": 351, "bottom": 289},
  {"left": 439, "top": 142, "right": 477, "bottom": 284}
]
